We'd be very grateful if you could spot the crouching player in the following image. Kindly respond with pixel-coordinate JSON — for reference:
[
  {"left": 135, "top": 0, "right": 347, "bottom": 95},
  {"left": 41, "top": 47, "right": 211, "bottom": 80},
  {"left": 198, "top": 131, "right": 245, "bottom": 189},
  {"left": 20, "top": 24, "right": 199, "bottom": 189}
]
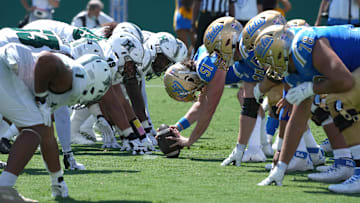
[{"left": 254, "top": 24, "right": 360, "bottom": 193}]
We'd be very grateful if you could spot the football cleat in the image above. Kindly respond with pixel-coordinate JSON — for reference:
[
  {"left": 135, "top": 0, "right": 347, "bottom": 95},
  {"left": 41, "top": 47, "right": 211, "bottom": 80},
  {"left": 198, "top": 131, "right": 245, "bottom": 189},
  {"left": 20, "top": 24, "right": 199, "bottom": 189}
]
[
  {"left": 71, "top": 133, "right": 95, "bottom": 145},
  {"left": 0, "top": 138, "right": 11, "bottom": 154},
  {"left": 242, "top": 146, "right": 266, "bottom": 162},
  {"left": 320, "top": 138, "right": 333, "bottom": 154},
  {"left": 328, "top": 168, "right": 360, "bottom": 194},
  {"left": 287, "top": 151, "right": 314, "bottom": 172},
  {"left": 63, "top": 152, "right": 85, "bottom": 171},
  {"left": 0, "top": 160, "right": 6, "bottom": 169},
  {"left": 316, "top": 164, "right": 332, "bottom": 172},
  {"left": 51, "top": 177, "right": 69, "bottom": 198},
  {"left": 307, "top": 147, "right": 326, "bottom": 166},
  {"left": 141, "top": 135, "right": 156, "bottom": 152},
  {"left": 0, "top": 186, "right": 38, "bottom": 202},
  {"left": 308, "top": 158, "right": 354, "bottom": 183}
]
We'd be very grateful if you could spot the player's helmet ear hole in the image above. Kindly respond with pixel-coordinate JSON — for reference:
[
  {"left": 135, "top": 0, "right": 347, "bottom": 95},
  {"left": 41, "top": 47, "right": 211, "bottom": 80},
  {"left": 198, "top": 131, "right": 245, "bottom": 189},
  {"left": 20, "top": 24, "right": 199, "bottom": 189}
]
[
  {"left": 82, "top": 90, "right": 87, "bottom": 95},
  {"left": 90, "top": 87, "right": 95, "bottom": 94}
]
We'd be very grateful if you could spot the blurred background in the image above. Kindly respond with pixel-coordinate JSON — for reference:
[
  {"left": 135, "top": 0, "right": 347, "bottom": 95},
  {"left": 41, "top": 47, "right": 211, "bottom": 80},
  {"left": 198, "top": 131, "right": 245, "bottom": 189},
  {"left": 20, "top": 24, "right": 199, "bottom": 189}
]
[{"left": 0, "top": 0, "right": 324, "bottom": 34}]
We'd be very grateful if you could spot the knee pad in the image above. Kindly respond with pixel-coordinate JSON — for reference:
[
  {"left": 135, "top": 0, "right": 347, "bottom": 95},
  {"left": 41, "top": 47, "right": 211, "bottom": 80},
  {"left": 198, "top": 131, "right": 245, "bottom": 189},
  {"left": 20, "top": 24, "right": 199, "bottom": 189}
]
[{"left": 241, "top": 98, "right": 260, "bottom": 118}]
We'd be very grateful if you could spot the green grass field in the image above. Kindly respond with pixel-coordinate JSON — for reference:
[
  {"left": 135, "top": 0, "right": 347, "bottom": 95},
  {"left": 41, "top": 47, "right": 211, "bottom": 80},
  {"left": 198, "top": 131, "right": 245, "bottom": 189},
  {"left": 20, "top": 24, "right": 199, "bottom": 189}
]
[{"left": 1, "top": 78, "right": 360, "bottom": 202}]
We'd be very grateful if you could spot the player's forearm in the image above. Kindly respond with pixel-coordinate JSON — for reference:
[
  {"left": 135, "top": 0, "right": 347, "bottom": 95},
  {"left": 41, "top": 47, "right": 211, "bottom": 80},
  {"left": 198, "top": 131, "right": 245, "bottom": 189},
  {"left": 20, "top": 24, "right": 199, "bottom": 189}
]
[
  {"left": 279, "top": 98, "right": 312, "bottom": 164},
  {"left": 124, "top": 79, "right": 147, "bottom": 121}
]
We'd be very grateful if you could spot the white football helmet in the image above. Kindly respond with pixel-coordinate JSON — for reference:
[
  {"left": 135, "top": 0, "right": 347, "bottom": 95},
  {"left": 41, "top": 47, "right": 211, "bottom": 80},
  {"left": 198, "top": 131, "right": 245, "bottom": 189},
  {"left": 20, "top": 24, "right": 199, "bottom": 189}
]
[
  {"left": 113, "top": 22, "right": 144, "bottom": 44},
  {"left": 142, "top": 30, "right": 154, "bottom": 42},
  {"left": 70, "top": 38, "right": 105, "bottom": 59},
  {"left": 145, "top": 32, "right": 179, "bottom": 62},
  {"left": 108, "top": 31, "right": 144, "bottom": 67},
  {"left": 174, "top": 39, "right": 188, "bottom": 62},
  {"left": 76, "top": 54, "right": 112, "bottom": 106}
]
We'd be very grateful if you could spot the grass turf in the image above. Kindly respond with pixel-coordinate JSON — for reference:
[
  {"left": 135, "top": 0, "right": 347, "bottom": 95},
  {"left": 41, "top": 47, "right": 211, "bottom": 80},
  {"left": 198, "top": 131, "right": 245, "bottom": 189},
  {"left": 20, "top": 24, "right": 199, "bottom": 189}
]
[{"left": 1, "top": 78, "right": 360, "bottom": 202}]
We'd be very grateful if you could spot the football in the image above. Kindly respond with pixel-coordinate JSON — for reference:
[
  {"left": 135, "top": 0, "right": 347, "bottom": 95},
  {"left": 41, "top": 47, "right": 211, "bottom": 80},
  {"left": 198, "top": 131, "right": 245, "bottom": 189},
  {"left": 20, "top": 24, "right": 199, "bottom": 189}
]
[{"left": 156, "top": 124, "right": 181, "bottom": 158}]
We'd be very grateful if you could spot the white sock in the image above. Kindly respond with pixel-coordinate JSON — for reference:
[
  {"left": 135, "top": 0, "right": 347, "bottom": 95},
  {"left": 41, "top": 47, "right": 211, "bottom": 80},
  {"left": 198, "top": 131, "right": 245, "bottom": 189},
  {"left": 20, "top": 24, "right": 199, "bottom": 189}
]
[
  {"left": 123, "top": 127, "right": 134, "bottom": 137},
  {"left": 260, "top": 116, "right": 267, "bottom": 146},
  {"left": 70, "top": 108, "right": 90, "bottom": 135},
  {"left": 54, "top": 106, "right": 72, "bottom": 153},
  {"left": 303, "top": 127, "right": 318, "bottom": 149},
  {"left": 296, "top": 134, "right": 307, "bottom": 152},
  {"left": 0, "top": 171, "right": 17, "bottom": 186},
  {"left": 350, "top": 145, "right": 360, "bottom": 160},
  {"left": 141, "top": 120, "right": 150, "bottom": 129},
  {"left": 50, "top": 170, "right": 63, "bottom": 185},
  {"left": 333, "top": 148, "right": 352, "bottom": 159},
  {"left": 247, "top": 115, "right": 262, "bottom": 149}
]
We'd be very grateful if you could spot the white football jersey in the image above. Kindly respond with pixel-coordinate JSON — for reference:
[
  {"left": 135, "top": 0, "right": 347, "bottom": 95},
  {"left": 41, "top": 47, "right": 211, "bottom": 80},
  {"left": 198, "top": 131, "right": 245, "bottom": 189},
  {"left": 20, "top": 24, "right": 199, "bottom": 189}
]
[
  {"left": 0, "top": 43, "right": 87, "bottom": 112},
  {"left": 24, "top": 19, "right": 104, "bottom": 43},
  {"left": 0, "top": 28, "right": 71, "bottom": 55}
]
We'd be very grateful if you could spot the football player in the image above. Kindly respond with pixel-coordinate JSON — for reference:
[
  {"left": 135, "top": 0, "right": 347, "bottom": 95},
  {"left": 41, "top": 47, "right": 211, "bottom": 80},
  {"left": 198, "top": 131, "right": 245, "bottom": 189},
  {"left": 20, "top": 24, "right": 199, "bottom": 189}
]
[
  {"left": 254, "top": 22, "right": 355, "bottom": 183},
  {"left": 24, "top": 20, "right": 155, "bottom": 154},
  {"left": 254, "top": 24, "right": 360, "bottom": 193},
  {"left": 0, "top": 42, "right": 112, "bottom": 198},
  {"left": 0, "top": 27, "right": 88, "bottom": 170}
]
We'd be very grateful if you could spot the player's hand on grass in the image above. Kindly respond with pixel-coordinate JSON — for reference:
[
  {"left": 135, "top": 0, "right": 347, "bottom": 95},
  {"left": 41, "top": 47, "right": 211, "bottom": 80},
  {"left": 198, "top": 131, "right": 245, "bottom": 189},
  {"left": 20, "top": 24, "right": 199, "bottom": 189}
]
[
  {"left": 221, "top": 144, "right": 244, "bottom": 167},
  {"left": 258, "top": 161, "right": 287, "bottom": 186}
]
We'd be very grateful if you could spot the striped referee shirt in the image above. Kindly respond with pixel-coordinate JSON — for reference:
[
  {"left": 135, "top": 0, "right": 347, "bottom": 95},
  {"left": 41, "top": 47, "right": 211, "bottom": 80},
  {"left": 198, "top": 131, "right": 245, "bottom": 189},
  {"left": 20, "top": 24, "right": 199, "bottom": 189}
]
[{"left": 200, "top": 0, "right": 237, "bottom": 13}]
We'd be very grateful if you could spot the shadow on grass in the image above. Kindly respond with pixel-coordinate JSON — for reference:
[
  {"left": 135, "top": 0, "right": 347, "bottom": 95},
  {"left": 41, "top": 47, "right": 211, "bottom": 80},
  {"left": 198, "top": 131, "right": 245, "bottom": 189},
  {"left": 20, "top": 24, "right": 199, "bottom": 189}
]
[
  {"left": 303, "top": 190, "right": 360, "bottom": 197},
  {"left": 189, "top": 157, "right": 224, "bottom": 162},
  {"left": 55, "top": 196, "right": 152, "bottom": 203},
  {"left": 21, "top": 168, "right": 139, "bottom": 176}
]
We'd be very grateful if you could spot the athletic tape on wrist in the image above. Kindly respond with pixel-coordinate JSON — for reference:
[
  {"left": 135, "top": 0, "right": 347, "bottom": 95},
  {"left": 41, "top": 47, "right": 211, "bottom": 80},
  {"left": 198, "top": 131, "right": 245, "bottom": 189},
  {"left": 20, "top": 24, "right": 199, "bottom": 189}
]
[{"left": 176, "top": 117, "right": 190, "bottom": 132}]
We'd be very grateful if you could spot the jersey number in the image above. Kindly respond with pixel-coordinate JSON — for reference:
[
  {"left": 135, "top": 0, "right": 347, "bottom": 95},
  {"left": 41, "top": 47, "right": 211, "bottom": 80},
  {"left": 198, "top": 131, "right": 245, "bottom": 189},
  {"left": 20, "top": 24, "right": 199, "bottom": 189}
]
[{"left": 15, "top": 30, "right": 60, "bottom": 50}]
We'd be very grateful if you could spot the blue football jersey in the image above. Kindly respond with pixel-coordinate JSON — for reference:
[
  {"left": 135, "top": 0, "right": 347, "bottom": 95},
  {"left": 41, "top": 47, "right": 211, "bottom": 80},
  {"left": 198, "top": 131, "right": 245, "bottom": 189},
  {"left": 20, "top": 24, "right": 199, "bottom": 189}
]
[
  {"left": 194, "top": 44, "right": 264, "bottom": 85},
  {"left": 286, "top": 25, "right": 360, "bottom": 87}
]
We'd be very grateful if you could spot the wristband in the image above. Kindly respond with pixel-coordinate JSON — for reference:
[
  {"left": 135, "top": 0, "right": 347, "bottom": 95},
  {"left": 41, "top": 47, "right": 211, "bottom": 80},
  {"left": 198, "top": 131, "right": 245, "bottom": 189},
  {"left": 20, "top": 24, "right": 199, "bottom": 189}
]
[{"left": 176, "top": 117, "right": 190, "bottom": 132}]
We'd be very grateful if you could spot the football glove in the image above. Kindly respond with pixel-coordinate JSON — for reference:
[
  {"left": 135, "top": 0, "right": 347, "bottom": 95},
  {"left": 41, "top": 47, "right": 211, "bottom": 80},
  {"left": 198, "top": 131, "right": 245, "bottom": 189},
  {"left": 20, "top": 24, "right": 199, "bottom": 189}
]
[
  {"left": 221, "top": 144, "right": 245, "bottom": 166},
  {"left": 258, "top": 161, "right": 287, "bottom": 186},
  {"left": 286, "top": 82, "right": 314, "bottom": 105}
]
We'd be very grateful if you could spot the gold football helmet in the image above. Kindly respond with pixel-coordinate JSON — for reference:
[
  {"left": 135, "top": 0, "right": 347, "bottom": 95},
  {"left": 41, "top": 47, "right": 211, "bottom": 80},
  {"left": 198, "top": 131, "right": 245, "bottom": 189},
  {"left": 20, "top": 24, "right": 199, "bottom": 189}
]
[
  {"left": 164, "top": 62, "right": 203, "bottom": 102},
  {"left": 203, "top": 17, "right": 242, "bottom": 63},
  {"left": 286, "top": 19, "right": 309, "bottom": 27},
  {"left": 242, "top": 10, "right": 286, "bottom": 53},
  {"left": 254, "top": 25, "right": 294, "bottom": 77}
]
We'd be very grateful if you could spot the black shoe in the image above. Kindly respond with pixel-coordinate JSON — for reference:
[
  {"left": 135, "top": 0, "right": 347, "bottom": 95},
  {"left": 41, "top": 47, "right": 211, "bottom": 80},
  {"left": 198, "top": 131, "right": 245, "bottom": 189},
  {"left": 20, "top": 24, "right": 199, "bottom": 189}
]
[{"left": 0, "top": 138, "right": 11, "bottom": 154}]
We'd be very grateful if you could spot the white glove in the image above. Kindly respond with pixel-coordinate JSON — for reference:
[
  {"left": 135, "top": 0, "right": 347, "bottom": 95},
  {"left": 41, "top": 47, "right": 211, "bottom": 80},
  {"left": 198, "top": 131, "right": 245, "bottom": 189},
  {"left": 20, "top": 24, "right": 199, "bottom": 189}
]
[
  {"left": 285, "top": 82, "right": 314, "bottom": 105},
  {"left": 95, "top": 116, "right": 119, "bottom": 148},
  {"left": 221, "top": 144, "right": 245, "bottom": 166},
  {"left": 253, "top": 83, "right": 264, "bottom": 104},
  {"left": 38, "top": 102, "right": 52, "bottom": 127},
  {"left": 258, "top": 161, "right": 287, "bottom": 186}
]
